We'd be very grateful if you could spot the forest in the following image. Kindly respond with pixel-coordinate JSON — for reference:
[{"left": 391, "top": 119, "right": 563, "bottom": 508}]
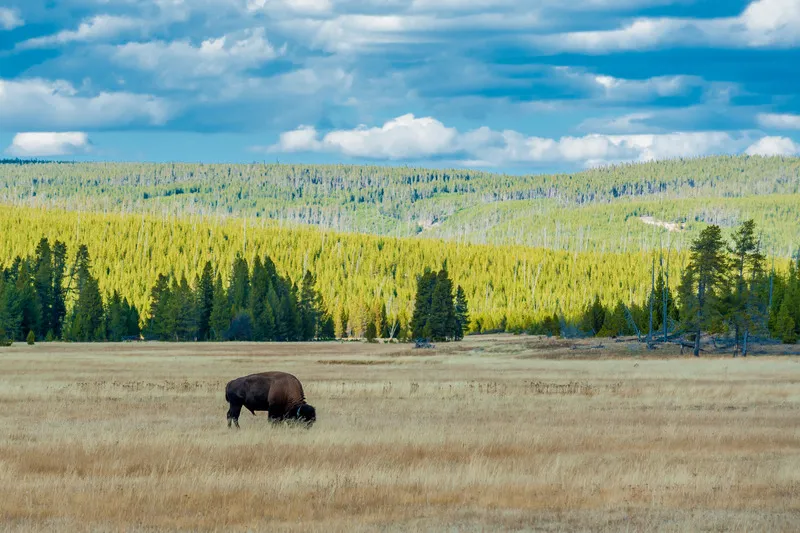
[
  {"left": 1, "top": 156, "right": 799, "bottom": 255},
  {"left": 1, "top": 204, "right": 797, "bottom": 348}
]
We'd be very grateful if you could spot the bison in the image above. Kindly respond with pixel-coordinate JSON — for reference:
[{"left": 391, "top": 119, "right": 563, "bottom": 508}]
[{"left": 225, "top": 371, "right": 316, "bottom": 429}]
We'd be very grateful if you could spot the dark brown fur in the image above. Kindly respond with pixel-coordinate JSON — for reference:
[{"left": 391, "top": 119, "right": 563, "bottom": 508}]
[{"left": 225, "top": 371, "right": 316, "bottom": 428}]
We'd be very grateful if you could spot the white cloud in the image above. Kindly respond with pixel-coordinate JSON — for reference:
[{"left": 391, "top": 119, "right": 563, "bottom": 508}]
[
  {"left": 7, "top": 132, "right": 91, "bottom": 157},
  {"left": 0, "top": 7, "right": 23, "bottom": 30},
  {"left": 271, "top": 114, "right": 459, "bottom": 158},
  {"left": 247, "top": 0, "right": 333, "bottom": 15},
  {"left": 0, "top": 78, "right": 170, "bottom": 130},
  {"left": 535, "top": 0, "right": 800, "bottom": 53},
  {"left": 745, "top": 136, "right": 800, "bottom": 156},
  {"left": 114, "top": 28, "right": 282, "bottom": 87},
  {"left": 18, "top": 15, "right": 142, "bottom": 49},
  {"left": 268, "top": 113, "right": 762, "bottom": 166},
  {"left": 758, "top": 113, "right": 800, "bottom": 129}
]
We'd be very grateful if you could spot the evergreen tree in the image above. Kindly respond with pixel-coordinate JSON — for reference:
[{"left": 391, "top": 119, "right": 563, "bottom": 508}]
[
  {"left": 411, "top": 269, "right": 437, "bottom": 340},
  {"left": 454, "top": 285, "right": 470, "bottom": 340},
  {"left": 365, "top": 321, "right": 377, "bottom": 342},
  {"left": 248, "top": 256, "right": 274, "bottom": 341},
  {"left": 428, "top": 268, "right": 456, "bottom": 341},
  {"left": 652, "top": 271, "right": 678, "bottom": 335},
  {"left": 51, "top": 240, "right": 68, "bottom": 338},
  {"left": 209, "top": 273, "right": 230, "bottom": 341},
  {"left": 173, "top": 275, "right": 198, "bottom": 341},
  {"left": 145, "top": 273, "right": 171, "bottom": 340},
  {"left": 299, "top": 270, "right": 321, "bottom": 341},
  {"left": 106, "top": 290, "right": 127, "bottom": 341},
  {"left": 65, "top": 246, "right": 105, "bottom": 342},
  {"left": 580, "top": 294, "right": 606, "bottom": 336},
  {"left": 319, "top": 314, "right": 336, "bottom": 340},
  {"left": 378, "top": 301, "right": 389, "bottom": 339},
  {"left": 15, "top": 260, "right": 41, "bottom": 341},
  {"left": 228, "top": 254, "right": 250, "bottom": 315},
  {"left": 124, "top": 298, "right": 141, "bottom": 338},
  {"left": 33, "top": 238, "right": 53, "bottom": 339},
  {"left": 678, "top": 225, "right": 730, "bottom": 356},
  {"left": 196, "top": 261, "right": 214, "bottom": 341},
  {"left": 0, "top": 273, "right": 22, "bottom": 341},
  {"left": 728, "top": 220, "right": 768, "bottom": 355}
]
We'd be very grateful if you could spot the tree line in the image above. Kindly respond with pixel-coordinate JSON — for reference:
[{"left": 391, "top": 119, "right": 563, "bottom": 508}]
[
  {"left": 144, "top": 256, "right": 336, "bottom": 342},
  {"left": 555, "top": 220, "right": 800, "bottom": 354},
  {"left": 1, "top": 238, "right": 471, "bottom": 344},
  {"left": 0, "top": 238, "right": 141, "bottom": 343},
  {"left": 1, "top": 209, "right": 797, "bottom": 349}
]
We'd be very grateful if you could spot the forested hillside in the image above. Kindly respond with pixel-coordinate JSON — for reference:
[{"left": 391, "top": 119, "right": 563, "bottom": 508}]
[
  {"left": 0, "top": 205, "right": 681, "bottom": 336},
  {"left": 1, "top": 156, "right": 798, "bottom": 255}
]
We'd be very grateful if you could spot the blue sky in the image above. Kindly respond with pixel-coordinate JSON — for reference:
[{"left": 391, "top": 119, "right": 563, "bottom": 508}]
[{"left": 1, "top": 0, "right": 799, "bottom": 172}]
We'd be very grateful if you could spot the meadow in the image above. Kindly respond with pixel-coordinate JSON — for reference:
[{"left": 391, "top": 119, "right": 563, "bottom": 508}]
[{"left": 1, "top": 336, "right": 799, "bottom": 532}]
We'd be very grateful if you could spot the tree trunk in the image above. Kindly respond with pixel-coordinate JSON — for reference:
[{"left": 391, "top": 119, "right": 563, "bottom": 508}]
[
  {"left": 734, "top": 324, "right": 740, "bottom": 357},
  {"left": 693, "top": 329, "right": 701, "bottom": 357}
]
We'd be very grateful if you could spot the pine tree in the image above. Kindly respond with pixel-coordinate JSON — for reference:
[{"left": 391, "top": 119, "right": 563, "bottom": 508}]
[
  {"left": 173, "top": 275, "right": 198, "bottom": 341},
  {"left": 51, "top": 240, "right": 68, "bottom": 338},
  {"left": 66, "top": 247, "right": 105, "bottom": 342},
  {"left": 33, "top": 238, "right": 53, "bottom": 339},
  {"left": 454, "top": 285, "right": 470, "bottom": 340},
  {"left": 0, "top": 273, "right": 22, "bottom": 341},
  {"left": 679, "top": 225, "right": 730, "bottom": 356},
  {"left": 429, "top": 269, "right": 456, "bottom": 341},
  {"left": 411, "top": 269, "right": 437, "bottom": 340},
  {"left": 580, "top": 294, "right": 606, "bottom": 336},
  {"left": 146, "top": 273, "right": 171, "bottom": 340},
  {"left": 124, "top": 298, "right": 141, "bottom": 338},
  {"left": 653, "top": 271, "right": 678, "bottom": 334},
  {"left": 228, "top": 254, "right": 250, "bottom": 315},
  {"left": 319, "top": 314, "right": 335, "bottom": 340},
  {"left": 15, "top": 260, "right": 41, "bottom": 341},
  {"left": 365, "top": 321, "right": 377, "bottom": 342},
  {"left": 728, "top": 220, "right": 768, "bottom": 355},
  {"left": 209, "top": 273, "right": 230, "bottom": 341},
  {"left": 378, "top": 301, "right": 389, "bottom": 339},
  {"left": 196, "top": 261, "right": 214, "bottom": 341},
  {"left": 248, "top": 256, "right": 274, "bottom": 341},
  {"left": 106, "top": 290, "right": 126, "bottom": 341},
  {"left": 299, "top": 270, "right": 321, "bottom": 341}
]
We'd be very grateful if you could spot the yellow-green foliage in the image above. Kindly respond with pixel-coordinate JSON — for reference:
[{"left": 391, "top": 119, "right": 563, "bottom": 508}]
[{"left": 0, "top": 206, "right": 691, "bottom": 332}]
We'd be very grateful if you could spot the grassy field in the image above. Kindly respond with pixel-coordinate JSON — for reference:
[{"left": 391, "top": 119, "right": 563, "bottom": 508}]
[{"left": 1, "top": 336, "right": 799, "bottom": 532}]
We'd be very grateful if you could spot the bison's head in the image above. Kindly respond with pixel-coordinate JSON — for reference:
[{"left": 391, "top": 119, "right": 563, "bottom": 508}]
[{"left": 291, "top": 403, "right": 316, "bottom": 428}]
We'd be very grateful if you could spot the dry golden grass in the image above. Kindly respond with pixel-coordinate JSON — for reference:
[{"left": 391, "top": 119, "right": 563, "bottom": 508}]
[{"left": 0, "top": 335, "right": 799, "bottom": 532}]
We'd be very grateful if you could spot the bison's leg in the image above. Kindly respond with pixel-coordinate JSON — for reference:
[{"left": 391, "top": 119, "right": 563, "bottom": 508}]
[{"left": 227, "top": 403, "right": 242, "bottom": 429}]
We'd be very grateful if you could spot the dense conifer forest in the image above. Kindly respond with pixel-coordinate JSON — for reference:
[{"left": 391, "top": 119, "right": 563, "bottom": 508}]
[
  {"left": 1, "top": 155, "right": 799, "bottom": 255},
  {"left": 1, "top": 206, "right": 797, "bottom": 347}
]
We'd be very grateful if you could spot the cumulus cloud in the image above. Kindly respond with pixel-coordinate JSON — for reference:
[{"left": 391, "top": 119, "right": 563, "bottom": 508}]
[
  {"left": 270, "top": 114, "right": 459, "bottom": 158},
  {"left": 114, "top": 28, "right": 282, "bottom": 87},
  {"left": 758, "top": 113, "right": 800, "bottom": 130},
  {"left": 745, "top": 136, "right": 800, "bottom": 156},
  {"left": 0, "top": 78, "right": 170, "bottom": 130},
  {"left": 7, "top": 132, "right": 91, "bottom": 157},
  {"left": 18, "top": 15, "right": 142, "bottom": 49},
  {"left": 0, "top": 7, "right": 23, "bottom": 30},
  {"left": 267, "top": 113, "right": 765, "bottom": 167},
  {"left": 535, "top": 0, "right": 800, "bottom": 53}
]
